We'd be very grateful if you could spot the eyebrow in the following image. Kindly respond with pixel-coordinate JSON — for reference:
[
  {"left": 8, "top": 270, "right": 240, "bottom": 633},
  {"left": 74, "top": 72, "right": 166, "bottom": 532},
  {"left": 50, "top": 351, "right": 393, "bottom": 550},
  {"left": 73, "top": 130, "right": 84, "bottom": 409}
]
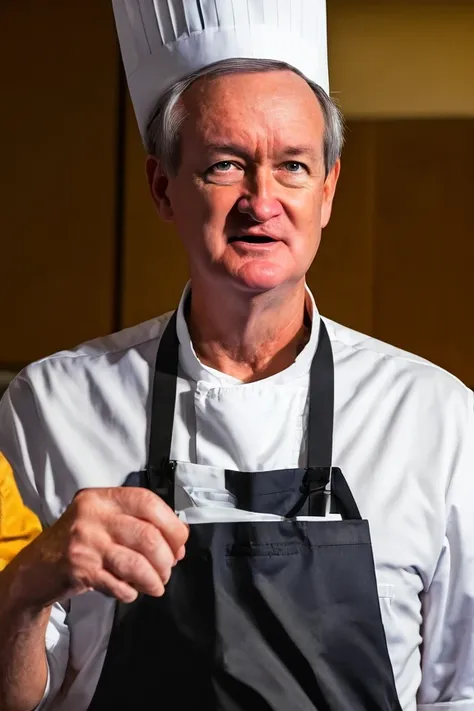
[{"left": 204, "top": 143, "right": 320, "bottom": 161}]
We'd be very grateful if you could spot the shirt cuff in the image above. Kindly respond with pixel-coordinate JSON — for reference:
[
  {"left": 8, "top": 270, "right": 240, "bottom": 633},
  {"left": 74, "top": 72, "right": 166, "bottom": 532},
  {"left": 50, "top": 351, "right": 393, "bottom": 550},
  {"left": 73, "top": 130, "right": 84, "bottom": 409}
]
[{"left": 33, "top": 661, "right": 51, "bottom": 711}]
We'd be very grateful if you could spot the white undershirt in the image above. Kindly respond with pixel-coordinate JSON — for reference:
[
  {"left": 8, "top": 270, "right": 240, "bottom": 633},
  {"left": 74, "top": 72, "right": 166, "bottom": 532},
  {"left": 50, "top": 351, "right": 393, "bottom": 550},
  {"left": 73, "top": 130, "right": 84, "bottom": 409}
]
[{"left": 1, "top": 284, "right": 474, "bottom": 711}]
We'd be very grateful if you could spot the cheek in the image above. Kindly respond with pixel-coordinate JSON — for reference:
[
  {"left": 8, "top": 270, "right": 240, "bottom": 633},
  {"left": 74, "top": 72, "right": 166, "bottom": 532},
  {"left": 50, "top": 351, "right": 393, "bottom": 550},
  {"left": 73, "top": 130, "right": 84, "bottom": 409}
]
[
  {"left": 201, "top": 188, "right": 239, "bottom": 228},
  {"left": 172, "top": 183, "right": 236, "bottom": 229},
  {"left": 167, "top": 184, "right": 207, "bottom": 243},
  {"left": 169, "top": 184, "right": 240, "bottom": 259},
  {"left": 287, "top": 191, "right": 323, "bottom": 237},
  {"left": 192, "top": 191, "right": 242, "bottom": 255}
]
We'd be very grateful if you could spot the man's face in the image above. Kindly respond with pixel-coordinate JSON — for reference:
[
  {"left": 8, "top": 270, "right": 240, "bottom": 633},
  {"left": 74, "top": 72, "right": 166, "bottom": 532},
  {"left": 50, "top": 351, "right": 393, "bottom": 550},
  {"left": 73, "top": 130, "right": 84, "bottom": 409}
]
[{"left": 148, "top": 70, "right": 340, "bottom": 296}]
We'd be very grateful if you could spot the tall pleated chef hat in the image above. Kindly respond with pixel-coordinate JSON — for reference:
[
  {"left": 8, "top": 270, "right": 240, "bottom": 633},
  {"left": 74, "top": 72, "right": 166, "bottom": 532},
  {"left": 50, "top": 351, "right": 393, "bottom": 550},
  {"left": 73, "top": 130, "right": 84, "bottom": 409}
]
[{"left": 112, "top": 0, "right": 329, "bottom": 142}]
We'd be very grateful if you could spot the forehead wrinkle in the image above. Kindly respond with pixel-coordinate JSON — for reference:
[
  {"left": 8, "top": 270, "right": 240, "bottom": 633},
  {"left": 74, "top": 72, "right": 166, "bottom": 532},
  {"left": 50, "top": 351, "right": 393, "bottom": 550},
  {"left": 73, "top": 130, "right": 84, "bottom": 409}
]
[
  {"left": 180, "top": 71, "right": 324, "bottom": 162},
  {"left": 196, "top": 101, "right": 314, "bottom": 155},
  {"left": 202, "top": 125, "right": 274, "bottom": 159}
]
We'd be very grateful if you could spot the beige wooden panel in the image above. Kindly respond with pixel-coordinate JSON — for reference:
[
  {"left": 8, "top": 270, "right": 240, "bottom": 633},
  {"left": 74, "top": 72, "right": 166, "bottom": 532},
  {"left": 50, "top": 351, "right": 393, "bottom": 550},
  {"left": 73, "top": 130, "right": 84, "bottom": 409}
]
[
  {"left": 308, "top": 121, "right": 377, "bottom": 335},
  {"left": 0, "top": 2, "right": 118, "bottom": 365},
  {"left": 373, "top": 120, "right": 474, "bottom": 385},
  {"left": 328, "top": 0, "right": 474, "bottom": 118},
  {"left": 122, "top": 98, "right": 190, "bottom": 328}
]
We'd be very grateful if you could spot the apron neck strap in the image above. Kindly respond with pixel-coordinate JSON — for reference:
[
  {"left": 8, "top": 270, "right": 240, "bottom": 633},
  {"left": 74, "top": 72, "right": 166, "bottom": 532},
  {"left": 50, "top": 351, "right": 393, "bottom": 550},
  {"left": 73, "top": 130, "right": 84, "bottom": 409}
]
[
  {"left": 147, "top": 311, "right": 179, "bottom": 473},
  {"left": 307, "top": 319, "right": 334, "bottom": 470}
]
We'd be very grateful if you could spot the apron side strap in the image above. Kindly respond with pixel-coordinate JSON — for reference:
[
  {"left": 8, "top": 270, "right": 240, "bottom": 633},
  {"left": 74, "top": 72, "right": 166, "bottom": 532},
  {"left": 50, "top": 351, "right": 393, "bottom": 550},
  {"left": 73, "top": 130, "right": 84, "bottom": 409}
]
[
  {"left": 330, "top": 468, "right": 363, "bottom": 520},
  {"left": 307, "top": 320, "right": 335, "bottom": 470},
  {"left": 148, "top": 312, "right": 179, "bottom": 472}
]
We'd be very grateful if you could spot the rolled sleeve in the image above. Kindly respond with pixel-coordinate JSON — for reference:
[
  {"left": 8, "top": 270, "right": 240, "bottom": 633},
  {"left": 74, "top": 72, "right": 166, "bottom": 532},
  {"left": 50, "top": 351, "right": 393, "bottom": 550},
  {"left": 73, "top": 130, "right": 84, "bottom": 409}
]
[
  {"left": 34, "top": 603, "right": 70, "bottom": 711},
  {"left": 418, "top": 394, "right": 474, "bottom": 708}
]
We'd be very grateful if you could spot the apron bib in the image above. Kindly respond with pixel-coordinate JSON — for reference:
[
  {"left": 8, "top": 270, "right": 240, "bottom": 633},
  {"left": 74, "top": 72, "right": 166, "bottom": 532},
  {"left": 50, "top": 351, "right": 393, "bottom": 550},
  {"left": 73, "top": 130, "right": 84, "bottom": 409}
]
[{"left": 87, "top": 314, "right": 402, "bottom": 710}]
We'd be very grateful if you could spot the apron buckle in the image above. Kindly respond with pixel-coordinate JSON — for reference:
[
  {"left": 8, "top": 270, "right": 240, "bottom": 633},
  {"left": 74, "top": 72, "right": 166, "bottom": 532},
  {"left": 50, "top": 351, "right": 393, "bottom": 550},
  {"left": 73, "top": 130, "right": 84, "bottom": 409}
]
[
  {"left": 302, "top": 467, "right": 330, "bottom": 517},
  {"left": 147, "top": 460, "right": 176, "bottom": 505}
]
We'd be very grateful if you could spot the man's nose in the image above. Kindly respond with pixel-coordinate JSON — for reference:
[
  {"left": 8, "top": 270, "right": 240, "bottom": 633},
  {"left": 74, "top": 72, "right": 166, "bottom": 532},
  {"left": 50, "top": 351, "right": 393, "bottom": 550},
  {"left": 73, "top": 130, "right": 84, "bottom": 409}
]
[{"left": 237, "top": 171, "right": 283, "bottom": 223}]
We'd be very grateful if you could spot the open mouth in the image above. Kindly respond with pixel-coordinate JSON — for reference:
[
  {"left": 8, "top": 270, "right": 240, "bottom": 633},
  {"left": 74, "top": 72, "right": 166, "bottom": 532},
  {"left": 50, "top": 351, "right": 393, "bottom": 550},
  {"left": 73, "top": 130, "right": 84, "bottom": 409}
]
[{"left": 228, "top": 235, "right": 276, "bottom": 244}]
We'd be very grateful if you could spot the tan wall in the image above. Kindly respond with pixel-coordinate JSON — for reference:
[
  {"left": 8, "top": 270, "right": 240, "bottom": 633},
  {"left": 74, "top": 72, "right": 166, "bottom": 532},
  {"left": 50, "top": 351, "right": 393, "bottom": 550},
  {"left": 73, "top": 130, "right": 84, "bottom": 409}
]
[
  {"left": 0, "top": 1, "right": 119, "bottom": 365},
  {"left": 328, "top": 0, "right": 474, "bottom": 117},
  {"left": 312, "top": 119, "right": 474, "bottom": 384}
]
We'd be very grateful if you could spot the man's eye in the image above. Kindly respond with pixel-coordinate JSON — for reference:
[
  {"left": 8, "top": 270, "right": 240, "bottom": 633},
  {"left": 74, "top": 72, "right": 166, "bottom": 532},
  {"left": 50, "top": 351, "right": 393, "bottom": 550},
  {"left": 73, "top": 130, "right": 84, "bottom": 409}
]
[
  {"left": 284, "top": 161, "right": 305, "bottom": 172},
  {"left": 205, "top": 161, "right": 243, "bottom": 182},
  {"left": 211, "top": 161, "right": 236, "bottom": 173}
]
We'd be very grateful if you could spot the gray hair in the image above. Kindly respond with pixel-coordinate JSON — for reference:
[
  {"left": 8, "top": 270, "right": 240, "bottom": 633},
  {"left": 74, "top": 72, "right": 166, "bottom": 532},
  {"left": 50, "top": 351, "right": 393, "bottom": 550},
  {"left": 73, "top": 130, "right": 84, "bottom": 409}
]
[{"left": 146, "top": 58, "right": 344, "bottom": 177}]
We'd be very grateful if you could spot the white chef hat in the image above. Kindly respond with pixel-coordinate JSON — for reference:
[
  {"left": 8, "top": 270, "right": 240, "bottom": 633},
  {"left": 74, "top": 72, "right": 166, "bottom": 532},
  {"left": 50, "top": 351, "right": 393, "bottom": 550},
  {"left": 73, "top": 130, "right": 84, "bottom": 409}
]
[{"left": 112, "top": 0, "right": 329, "bottom": 142}]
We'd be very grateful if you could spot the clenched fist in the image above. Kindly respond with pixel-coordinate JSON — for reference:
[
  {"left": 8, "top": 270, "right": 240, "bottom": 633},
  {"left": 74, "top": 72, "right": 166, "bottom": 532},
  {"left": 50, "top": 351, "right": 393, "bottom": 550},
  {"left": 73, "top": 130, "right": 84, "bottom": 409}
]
[{"left": 14, "top": 487, "right": 189, "bottom": 608}]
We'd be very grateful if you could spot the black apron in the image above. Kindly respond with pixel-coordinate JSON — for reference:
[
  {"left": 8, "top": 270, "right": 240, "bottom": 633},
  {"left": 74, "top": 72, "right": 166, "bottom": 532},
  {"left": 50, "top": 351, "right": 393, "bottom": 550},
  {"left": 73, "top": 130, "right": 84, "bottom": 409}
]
[{"left": 87, "top": 313, "right": 402, "bottom": 711}]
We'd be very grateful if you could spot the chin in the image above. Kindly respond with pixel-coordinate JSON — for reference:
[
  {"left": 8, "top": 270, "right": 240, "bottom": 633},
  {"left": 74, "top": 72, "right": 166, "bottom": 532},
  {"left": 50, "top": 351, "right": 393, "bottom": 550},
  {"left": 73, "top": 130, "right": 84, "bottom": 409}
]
[{"left": 229, "top": 261, "right": 297, "bottom": 294}]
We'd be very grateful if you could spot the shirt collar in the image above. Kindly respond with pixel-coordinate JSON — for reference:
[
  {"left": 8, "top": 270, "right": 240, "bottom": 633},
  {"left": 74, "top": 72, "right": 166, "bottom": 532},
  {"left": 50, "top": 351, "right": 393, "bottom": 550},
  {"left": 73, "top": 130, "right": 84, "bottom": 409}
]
[{"left": 176, "top": 282, "right": 321, "bottom": 386}]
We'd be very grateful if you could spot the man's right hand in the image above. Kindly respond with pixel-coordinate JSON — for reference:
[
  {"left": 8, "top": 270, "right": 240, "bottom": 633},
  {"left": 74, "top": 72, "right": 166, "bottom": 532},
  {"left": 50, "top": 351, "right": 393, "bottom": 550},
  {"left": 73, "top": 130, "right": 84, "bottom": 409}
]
[{"left": 11, "top": 487, "right": 189, "bottom": 609}]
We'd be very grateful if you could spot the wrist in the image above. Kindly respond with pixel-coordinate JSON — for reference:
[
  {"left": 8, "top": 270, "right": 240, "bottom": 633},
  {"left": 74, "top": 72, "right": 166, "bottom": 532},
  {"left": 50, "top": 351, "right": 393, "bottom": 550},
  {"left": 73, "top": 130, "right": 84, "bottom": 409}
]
[{"left": 0, "top": 550, "right": 53, "bottom": 619}]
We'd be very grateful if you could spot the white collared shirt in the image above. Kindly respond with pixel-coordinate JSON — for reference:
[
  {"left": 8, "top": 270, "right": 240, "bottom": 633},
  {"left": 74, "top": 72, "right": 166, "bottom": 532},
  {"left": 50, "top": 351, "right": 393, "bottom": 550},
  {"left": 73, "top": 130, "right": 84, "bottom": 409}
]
[{"left": 1, "top": 284, "right": 474, "bottom": 711}]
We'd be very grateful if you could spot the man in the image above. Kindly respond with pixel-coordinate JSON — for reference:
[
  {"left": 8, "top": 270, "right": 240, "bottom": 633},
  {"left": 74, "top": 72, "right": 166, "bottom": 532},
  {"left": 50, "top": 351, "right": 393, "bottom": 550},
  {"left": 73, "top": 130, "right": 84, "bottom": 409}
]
[{"left": 0, "top": 1, "right": 473, "bottom": 710}]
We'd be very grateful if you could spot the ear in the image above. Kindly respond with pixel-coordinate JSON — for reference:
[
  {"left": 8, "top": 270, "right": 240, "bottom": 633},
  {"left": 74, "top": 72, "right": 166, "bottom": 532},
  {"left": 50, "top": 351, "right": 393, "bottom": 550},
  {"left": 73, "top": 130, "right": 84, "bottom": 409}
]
[
  {"left": 145, "top": 155, "right": 174, "bottom": 222},
  {"left": 320, "top": 159, "right": 341, "bottom": 229}
]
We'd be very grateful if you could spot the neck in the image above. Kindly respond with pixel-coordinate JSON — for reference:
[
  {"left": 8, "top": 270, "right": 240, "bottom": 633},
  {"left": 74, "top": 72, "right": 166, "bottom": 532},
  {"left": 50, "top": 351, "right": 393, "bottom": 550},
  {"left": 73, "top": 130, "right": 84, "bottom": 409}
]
[{"left": 187, "top": 280, "right": 310, "bottom": 383}]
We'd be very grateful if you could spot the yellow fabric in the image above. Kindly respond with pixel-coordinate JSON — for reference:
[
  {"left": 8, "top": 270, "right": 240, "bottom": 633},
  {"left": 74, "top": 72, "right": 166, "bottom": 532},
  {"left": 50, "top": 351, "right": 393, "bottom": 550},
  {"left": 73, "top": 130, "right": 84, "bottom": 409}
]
[{"left": 0, "top": 453, "right": 41, "bottom": 571}]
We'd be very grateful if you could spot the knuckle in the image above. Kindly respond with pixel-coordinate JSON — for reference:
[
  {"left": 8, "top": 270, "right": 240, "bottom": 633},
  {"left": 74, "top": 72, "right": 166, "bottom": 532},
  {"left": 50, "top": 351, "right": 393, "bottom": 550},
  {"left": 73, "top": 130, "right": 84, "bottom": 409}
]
[
  {"left": 121, "top": 487, "right": 157, "bottom": 516},
  {"left": 133, "top": 556, "right": 152, "bottom": 582},
  {"left": 135, "top": 526, "right": 173, "bottom": 584},
  {"left": 161, "top": 542, "right": 176, "bottom": 570},
  {"left": 141, "top": 488, "right": 157, "bottom": 506},
  {"left": 65, "top": 543, "right": 98, "bottom": 589},
  {"left": 178, "top": 523, "right": 189, "bottom": 546},
  {"left": 73, "top": 487, "right": 93, "bottom": 506},
  {"left": 157, "top": 558, "right": 173, "bottom": 585},
  {"left": 149, "top": 578, "right": 166, "bottom": 597},
  {"left": 96, "top": 575, "right": 138, "bottom": 603},
  {"left": 160, "top": 512, "right": 188, "bottom": 543},
  {"left": 73, "top": 487, "right": 88, "bottom": 503},
  {"left": 72, "top": 488, "right": 99, "bottom": 518},
  {"left": 135, "top": 521, "right": 159, "bottom": 552},
  {"left": 68, "top": 518, "right": 89, "bottom": 543},
  {"left": 107, "top": 547, "right": 131, "bottom": 577},
  {"left": 121, "top": 588, "right": 139, "bottom": 604},
  {"left": 66, "top": 540, "right": 84, "bottom": 565},
  {"left": 169, "top": 522, "right": 189, "bottom": 551},
  {"left": 150, "top": 529, "right": 174, "bottom": 562},
  {"left": 132, "top": 556, "right": 165, "bottom": 595},
  {"left": 116, "top": 486, "right": 133, "bottom": 505},
  {"left": 133, "top": 487, "right": 155, "bottom": 508}
]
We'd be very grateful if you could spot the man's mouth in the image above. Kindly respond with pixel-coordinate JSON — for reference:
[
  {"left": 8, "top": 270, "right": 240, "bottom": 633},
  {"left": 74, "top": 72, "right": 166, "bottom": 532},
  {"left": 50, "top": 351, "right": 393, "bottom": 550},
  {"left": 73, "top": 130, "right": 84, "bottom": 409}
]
[{"left": 228, "top": 235, "right": 277, "bottom": 244}]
